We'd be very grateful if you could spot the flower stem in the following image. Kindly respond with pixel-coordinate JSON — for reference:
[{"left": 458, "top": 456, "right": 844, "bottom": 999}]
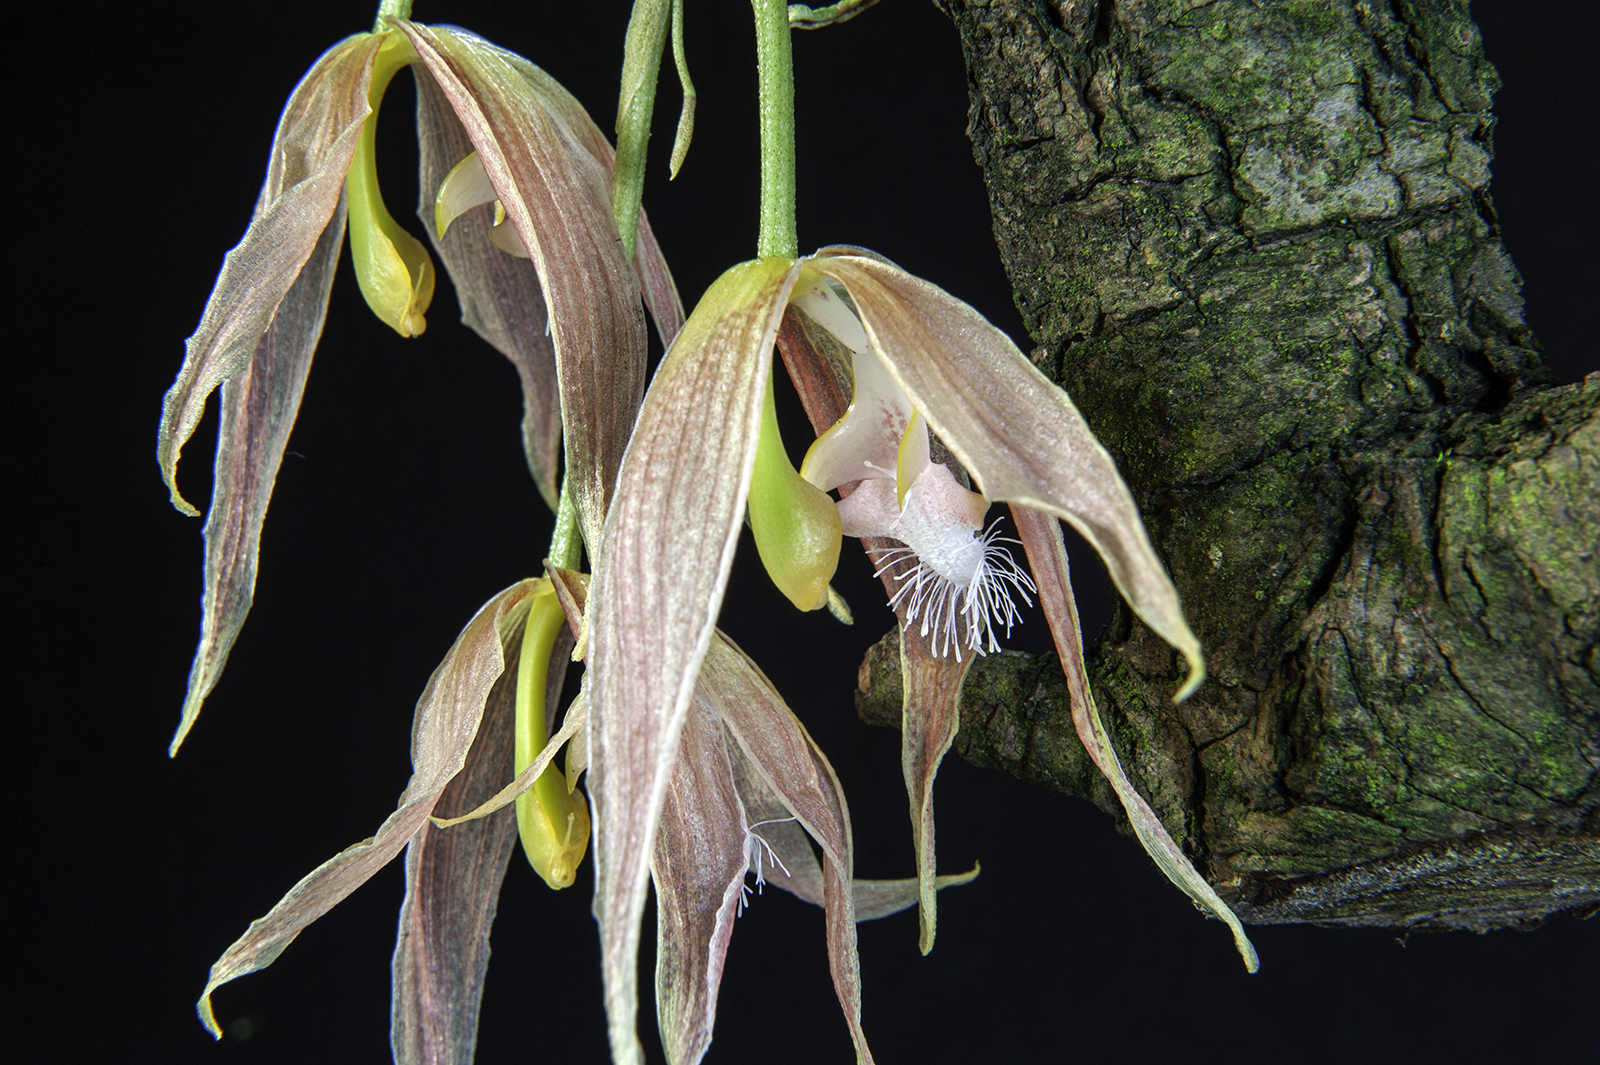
[
  {"left": 372, "top": 0, "right": 412, "bottom": 31},
  {"left": 548, "top": 482, "right": 583, "bottom": 572},
  {"left": 613, "top": 0, "right": 672, "bottom": 262},
  {"left": 752, "top": 0, "right": 797, "bottom": 258}
]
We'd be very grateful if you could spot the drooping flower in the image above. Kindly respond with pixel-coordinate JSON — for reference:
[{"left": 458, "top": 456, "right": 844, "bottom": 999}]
[
  {"left": 587, "top": 246, "right": 1256, "bottom": 1063},
  {"left": 192, "top": 577, "right": 581, "bottom": 1040},
  {"left": 189, "top": 559, "right": 962, "bottom": 1059},
  {"left": 157, "top": 19, "right": 681, "bottom": 756},
  {"left": 776, "top": 260, "right": 1253, "bottom": 963},
  {"left": 241, "top": 562, "right": 966, "bottom": 1065}
]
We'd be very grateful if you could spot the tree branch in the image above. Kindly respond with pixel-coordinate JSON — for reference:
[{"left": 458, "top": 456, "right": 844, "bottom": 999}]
[{"left": 858, "top": 0, "right": 1600, "bottom": 928}]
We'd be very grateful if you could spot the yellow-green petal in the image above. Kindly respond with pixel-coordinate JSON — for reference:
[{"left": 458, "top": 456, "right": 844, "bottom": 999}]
[
  {"left": 749, "top": 370, "right": 842, "bottom": 611},
  {"left": 895, "top": 408, "right": 929, "bottom": 510},
  {"left": 346, "top": 31, "right": 435, "bottom": 336},
  {"left": 433, "top": 150, "right": 496, "bottom": 239},
  {"left": 513, "top": 586, "right": 590, "bottom": 889}
]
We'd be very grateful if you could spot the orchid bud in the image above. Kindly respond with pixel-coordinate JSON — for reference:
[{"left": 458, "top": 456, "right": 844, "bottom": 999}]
[
  {"left": 346, "top": 31, "right": 435, "bottom": 336},
  {"left": 514, "top": 587, "right": 590, "bottom": 890},
  {"left": 749, "top": 369, "right": 842, "bottom": 611}
]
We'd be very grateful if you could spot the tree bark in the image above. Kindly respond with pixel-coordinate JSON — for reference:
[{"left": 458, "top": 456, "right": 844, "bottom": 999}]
[{"left": 857, "top": 0, "right": 1600, "bottom": 929}]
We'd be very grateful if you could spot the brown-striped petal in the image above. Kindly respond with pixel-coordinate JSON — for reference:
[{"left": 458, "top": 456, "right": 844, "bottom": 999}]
[
  {"left": 401, "top": 23, "right": 647, "bottom": 552},
  {"left": 895, "top": 620, "right": 971, "bottom": 955},
  {"left": 702, "top": 637, "right": 874, "bottom": 1065},
  {"left": 167, "top": 196, "right": 347, "bottom": 755},
  {"left": 390, "top": 605, "right": 524, "bottom": 1065},
  {"left": 651, "top": 686, "right": 749, "bottom": 1065},
  {"left": 158, "top": 33, "right": 380, "bottom": 518},
  {"left": 481, "top": 44, "right": 685, "bottom": 345},
  {"left": 585, "top": 257, "right": 799, "bottom": 1065},
  {"left": 729, "top": 722, "right": 979, "bottom": 921},
  {"left": 411, "top": 41, "right": 684, "bottom": 511},
  {"left": 1012, "top": 506, "right": 1258, "bottom": 971},
  {"left": 414, "top": 70, "right": 562, "bottom": 510},
  {"left": 634, "top": 211, "right": 685, "bottom": 347}
]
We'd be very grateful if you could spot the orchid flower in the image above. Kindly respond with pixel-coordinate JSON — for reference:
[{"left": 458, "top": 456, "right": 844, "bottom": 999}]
[
  {"left": 156, "top": 18, "right": 680, "bottom": 756},
  {"left": 192, "top": 578, "right": 579, "bottom": 1040},
  {"left": 588, "top": 245, "right": 1257, "bottom": 1063},
  {"left": 794, "top": 279, "right": 1036, "bottom": 662},
  {"left": 208, "top": 556, "right": 961, "bottom": 1065},
  {"left": 195, "top": 560, "right": 956, "bottom": 1063},
  {"left": 779, "top": 258, "right": 1254, "bottom": 966}
]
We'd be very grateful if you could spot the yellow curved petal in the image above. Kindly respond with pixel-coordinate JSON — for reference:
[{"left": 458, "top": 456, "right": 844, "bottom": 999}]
[
  {"left": 895, "top": 408, "right": 929, "bottom": 510},
  {"left": 433, "top": 150, "right": 497, "bottom": 238},
  {"left": 487, "top": 212, "right": 532, "bottom": 258},
  {"left": 346, "top": 31, "right": 435, "bottom": 336},
  {"left": 749, "top": 368, "right": 842, "bottom": 611},
  {"left": 513, "top": 586, "right": 591, "bottom": 890}
]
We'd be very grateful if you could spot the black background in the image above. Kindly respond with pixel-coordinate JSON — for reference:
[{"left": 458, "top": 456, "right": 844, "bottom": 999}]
[{"left": 12, "top": 1, "right": 1596, "bottom": 1062}]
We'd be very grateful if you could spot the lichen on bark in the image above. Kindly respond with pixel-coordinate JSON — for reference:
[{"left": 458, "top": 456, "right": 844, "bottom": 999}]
[{"left": 858, "top": 0, "right": 1600, "bottom": 928}]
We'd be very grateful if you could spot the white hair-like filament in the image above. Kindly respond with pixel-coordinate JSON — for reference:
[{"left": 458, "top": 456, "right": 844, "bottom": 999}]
[
  {"left": 871, "top": 521, "right": 1036, "bottom": 661},
  {"left": 738, "top": 817, "right": 797, "bottom": 915}
]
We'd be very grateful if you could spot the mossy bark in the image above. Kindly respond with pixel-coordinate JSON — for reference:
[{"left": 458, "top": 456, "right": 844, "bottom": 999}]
[{"left": 857, "top": 0, "right": 1600, "bottom": 928}]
